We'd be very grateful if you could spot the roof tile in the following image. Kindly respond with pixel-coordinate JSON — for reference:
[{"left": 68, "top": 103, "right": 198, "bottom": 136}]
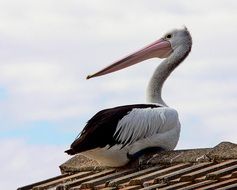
[
  {"left": 158, "top": 181, "right": 192, "bottom": 190},
  {"left": 32, "top": 171, "right": 93, "bottom": 190},
  {"left": 155, "top": 162, "right": 212, "bottom": 183},
  {"left": 180, "top": 159, "right": 237, "bottom": 182},
  {"left": 56, "top": 169, "right": 115, "bottom": 190},
  {"left": 80, "top": 169, "right": 134, "bottom": 189},
  {"left": 206, "top": 163, "right": 237, "bottom": 180},
  {"left": 196, "top": 178, "right": 237, "bottom": 190},
  {"left": 177, "top": 180, "right": 216, "bottom": 190},
  {"left": 18, "top": 141, "right": 237, "bottom": 190}
]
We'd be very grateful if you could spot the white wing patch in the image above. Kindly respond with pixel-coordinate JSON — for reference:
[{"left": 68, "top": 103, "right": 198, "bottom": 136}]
[{"left": 114, "top": 107, "right": 179, "bottom": 146}]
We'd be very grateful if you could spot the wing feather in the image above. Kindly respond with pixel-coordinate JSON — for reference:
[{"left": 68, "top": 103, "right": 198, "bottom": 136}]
[
  {"left": 65, "top": 104, "right": 160, "bottom": 155},
  {"left": 114, "top": 107, "right": 179, "bottom": 147}
]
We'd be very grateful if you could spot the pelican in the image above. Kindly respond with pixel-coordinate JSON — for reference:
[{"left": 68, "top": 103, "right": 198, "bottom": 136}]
[{"left": 65, "top": 27, "right": 192, "bottom": 167}]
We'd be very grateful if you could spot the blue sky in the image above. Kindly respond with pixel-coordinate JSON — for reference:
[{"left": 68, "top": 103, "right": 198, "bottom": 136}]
[
  {"left": 0, "top": 87, "right": 7, "bottom": 100},
  {"left": 0, "top": 1, "right": 237, "bottom": 189}
]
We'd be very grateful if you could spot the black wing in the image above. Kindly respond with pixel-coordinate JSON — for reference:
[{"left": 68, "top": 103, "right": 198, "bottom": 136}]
[{"left": 65, "top": 104, "right": 160, "bottom": 155}]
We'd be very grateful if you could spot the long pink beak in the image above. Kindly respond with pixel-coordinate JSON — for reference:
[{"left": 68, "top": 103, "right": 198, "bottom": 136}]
[{"left": 87, "top": 38, "right": 173, "bottom": 79}]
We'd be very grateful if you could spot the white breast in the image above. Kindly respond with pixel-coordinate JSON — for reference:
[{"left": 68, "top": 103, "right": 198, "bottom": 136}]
[{"left": 82, "top": 107, "right": 180, "bottom": 167}]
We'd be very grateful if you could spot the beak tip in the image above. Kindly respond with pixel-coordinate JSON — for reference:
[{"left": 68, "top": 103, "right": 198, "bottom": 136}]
[{"left": 86, "top": 75, "right": 93, "bottom": 80}]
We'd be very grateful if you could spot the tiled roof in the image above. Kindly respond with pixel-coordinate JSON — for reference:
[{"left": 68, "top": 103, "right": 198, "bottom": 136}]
[{"left": 18, "top": 142, "right": 237, "bottom": 190}]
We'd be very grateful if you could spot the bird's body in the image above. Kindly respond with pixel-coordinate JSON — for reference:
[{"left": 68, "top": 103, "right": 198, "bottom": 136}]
[
  {"left": 67, "top": 104, "right": 180, "bottom": 166},
  {"left": 66, "top": 27, "right": 192, "bottom": 167}
]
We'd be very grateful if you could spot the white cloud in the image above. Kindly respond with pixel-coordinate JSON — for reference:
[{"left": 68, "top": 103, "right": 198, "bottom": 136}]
[
  {"left": 0, "top": 62, "right": 89, "bottom": 121},
  {"left": 0, "top": 0, "right": 236, "bottom": 137},
  {"left": 0, "top": 0, "right": 237, "bottom": 187},
  {"left": 0, "top": 138, "right": 69, "bottom": 190}
]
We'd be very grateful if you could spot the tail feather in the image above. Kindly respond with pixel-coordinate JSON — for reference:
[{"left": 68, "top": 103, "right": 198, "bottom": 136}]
[{"left": 65, "top": 148, "right": 76, "bottom": 155}]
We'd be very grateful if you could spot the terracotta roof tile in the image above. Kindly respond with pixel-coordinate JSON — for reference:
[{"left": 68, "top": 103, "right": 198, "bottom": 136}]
[
  {"left": 196, "top": 178, "right": 237, "bottom": 190},
  {"left": 178, "top": 180, "right": 216, "bottom": 190},
  {"left": 180, "top": 159, "right": 237, "bottom": 182},
  {"left": 18, "top": 141, "right": 237, "bottom": 190}
]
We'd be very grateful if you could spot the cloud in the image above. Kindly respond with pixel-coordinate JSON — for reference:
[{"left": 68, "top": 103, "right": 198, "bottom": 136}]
[
  {"left": 0, "top": 0, "right": 237, "bottom": 188},
  {"left": 0, "top": 138, "right": 69, "bottom": 190},
  {"left": 0, "top": 0, "right": 236, "bottom": 140}
]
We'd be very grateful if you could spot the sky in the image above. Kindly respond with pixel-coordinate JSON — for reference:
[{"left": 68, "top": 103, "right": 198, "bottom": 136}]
[{"left": 0, "top": 0, "right": 237, "bottom": 189}]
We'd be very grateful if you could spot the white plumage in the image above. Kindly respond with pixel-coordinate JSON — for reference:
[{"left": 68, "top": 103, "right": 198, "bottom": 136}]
[
  {"left": 66, "top": 27, "right": 192, "bottom": 167},
  {"left": 115, "top": 107, "right": 180, "bottom": 149},
  {"left": 81, "top": 107, "right": 180, "bottom": 167}
]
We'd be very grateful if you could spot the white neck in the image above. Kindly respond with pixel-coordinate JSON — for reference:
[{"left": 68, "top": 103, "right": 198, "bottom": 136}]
[{"left": 146, "top": 46, "right": 191, "bottom": 106}]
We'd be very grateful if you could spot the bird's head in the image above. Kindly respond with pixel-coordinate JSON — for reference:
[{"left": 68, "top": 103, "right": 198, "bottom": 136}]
[
  {"left": 163, "top": 27, "right": 192, "bottom": 55},
  {"left": 87, "top": 27, "right": 192, "bottom": 79}
]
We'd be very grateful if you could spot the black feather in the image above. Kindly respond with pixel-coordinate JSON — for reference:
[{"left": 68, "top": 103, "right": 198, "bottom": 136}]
[{"left": 65, "top": 104, "right": 160, "bottom": 155}]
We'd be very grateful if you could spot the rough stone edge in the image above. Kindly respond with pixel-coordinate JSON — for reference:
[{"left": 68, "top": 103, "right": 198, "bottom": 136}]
[
  {"left": 206, "top": 141, "right": 237, "bottom": 162},
  {"left": 60, "top": 141, "right": 237, "bottom": 173}
]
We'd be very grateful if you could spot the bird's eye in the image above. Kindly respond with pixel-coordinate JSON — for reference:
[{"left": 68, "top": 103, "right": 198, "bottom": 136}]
[{"left": 165, "top": 34, "right": 172, "bottom": 39}]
